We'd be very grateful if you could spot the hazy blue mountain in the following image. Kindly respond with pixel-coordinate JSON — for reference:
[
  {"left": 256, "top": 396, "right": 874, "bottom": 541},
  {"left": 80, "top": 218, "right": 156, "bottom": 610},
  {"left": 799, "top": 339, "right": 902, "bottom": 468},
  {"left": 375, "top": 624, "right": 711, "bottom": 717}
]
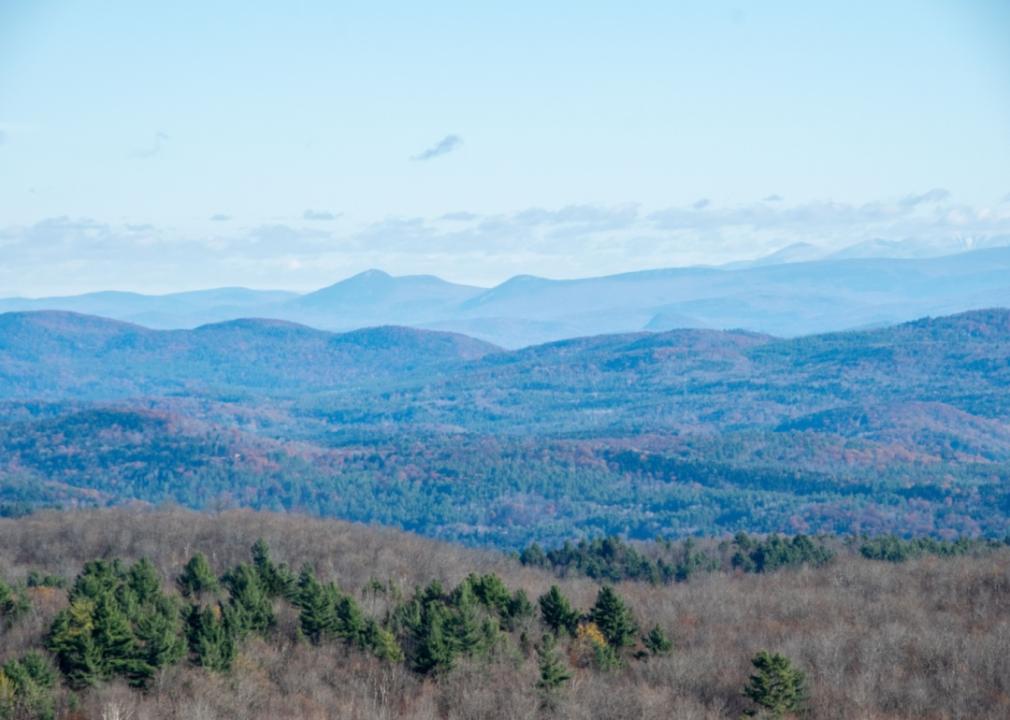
[
  {"left": 3, "top": 247, "right": 1010, "bottom": 347},
  {"left": 289, "top": 269, "right": 483, "bottom": 329},
  {"left": 0, "top": 287, "right": 297, "bottom": 329},
  {"left": 827, "top": 234, "right": 1010, "bottom": 260},
  {"left": 720, "top": 242, "right": 826, "bottom": 269},
  {"left": 436, "top": 247, "right": 1010, "bottom": 344}
]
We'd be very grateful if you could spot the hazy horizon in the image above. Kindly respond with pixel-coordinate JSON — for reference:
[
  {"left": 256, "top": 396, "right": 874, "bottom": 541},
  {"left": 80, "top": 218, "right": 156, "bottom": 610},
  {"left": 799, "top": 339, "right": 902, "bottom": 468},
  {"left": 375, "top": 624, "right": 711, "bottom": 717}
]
[{"left": 2, "top": 1, "right": 1010, "bottom": 295}]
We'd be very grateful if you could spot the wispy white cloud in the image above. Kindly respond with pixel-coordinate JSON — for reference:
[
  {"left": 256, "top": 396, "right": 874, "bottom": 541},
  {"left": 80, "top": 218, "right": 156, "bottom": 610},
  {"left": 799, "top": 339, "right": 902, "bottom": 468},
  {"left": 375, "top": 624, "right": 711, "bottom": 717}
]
[
  {"left": 899, "top": 187, "right": 950, "bottom": 208},
  {"left": 411, "top": 134, "right": 462, "bottom": 161},
  {"left": 2, "top": 191, "right": 1009, "bottom": 294},
  {"left": 130, "top": 131, "right": 170, "bottom": 159},
  {"left": 303, "top": 209, "right": 340, "bottom": 221}
]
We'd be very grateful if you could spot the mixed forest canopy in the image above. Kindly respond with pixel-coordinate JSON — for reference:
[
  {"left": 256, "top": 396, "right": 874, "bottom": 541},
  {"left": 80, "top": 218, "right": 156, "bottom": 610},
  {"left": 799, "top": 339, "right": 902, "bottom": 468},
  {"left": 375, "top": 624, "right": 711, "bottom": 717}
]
[
  {"left": 0, "top": 308, "right": 1009, "bottom": 546},
  {"left": 0, "top": 509, "right": 1007, "bottom": 720}
]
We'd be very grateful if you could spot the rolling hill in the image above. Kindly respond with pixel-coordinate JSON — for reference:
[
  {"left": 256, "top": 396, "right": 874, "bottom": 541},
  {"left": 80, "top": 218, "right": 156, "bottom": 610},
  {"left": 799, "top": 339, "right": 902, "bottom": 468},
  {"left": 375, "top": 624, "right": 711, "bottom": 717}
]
[
  {"left": 0, "top": 311, "right": 499, "bottom": 399},
  {"left": 1, "top": 308, "right": 1009, "bottom": 544}
]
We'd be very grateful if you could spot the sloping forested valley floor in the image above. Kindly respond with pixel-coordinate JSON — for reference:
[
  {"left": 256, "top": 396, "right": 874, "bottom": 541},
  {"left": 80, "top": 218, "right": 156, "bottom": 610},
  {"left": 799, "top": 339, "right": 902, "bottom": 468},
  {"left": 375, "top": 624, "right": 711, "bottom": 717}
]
[{"left": 0, "top": 510, "right": 1008, "bottom": 720}]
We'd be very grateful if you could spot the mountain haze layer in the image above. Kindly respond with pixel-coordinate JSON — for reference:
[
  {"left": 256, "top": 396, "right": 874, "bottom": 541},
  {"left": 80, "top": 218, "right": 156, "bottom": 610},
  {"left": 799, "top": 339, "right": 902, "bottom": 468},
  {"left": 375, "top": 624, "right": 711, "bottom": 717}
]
[{"left": 3, "top": 246, "right": 1010, "bottom": 347}]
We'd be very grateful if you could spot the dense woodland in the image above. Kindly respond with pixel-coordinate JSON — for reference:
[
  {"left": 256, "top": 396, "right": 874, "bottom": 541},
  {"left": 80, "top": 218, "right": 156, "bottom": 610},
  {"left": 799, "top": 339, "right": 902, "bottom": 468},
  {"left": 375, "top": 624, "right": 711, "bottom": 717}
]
[
  {"left": 0, "top": 509, "right": 1007, "bottom": 719},
  {"left": 2, "top": 309, "right": 1010, "bottom": 545}
]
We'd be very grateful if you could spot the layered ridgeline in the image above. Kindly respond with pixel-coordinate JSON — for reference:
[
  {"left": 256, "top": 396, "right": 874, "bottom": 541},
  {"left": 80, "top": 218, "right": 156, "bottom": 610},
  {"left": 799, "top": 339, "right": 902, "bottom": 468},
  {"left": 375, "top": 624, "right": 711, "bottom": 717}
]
[
  {"left": 0, "top": 308, "right": 1009, "bottom": 544},
  {"left": 2, "top": 246, "right": 1010, "bottom": 347},
  {"left": 0, "top": 509, "right": 1006, "bottom": 720}
]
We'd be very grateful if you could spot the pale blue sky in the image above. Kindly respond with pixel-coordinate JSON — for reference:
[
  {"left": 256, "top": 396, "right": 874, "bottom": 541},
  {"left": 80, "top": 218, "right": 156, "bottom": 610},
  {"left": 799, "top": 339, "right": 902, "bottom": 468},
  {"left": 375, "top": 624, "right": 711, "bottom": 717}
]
[{"left": 1, "top": 1, "right": 1009, "bottom": 294}]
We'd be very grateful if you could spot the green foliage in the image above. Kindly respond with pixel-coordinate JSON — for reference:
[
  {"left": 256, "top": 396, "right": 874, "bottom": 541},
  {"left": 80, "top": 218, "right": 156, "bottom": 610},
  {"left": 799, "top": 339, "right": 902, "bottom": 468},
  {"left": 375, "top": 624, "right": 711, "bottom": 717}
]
[
  {"left": 366, "top": 621, "right": 404, "bottom": 662},
  {"left": 397, "top": 579, "right": 502, "bottom": 675},
  {"left": 222, "top": 563, "right": 274, "bottom": 637},
  {"left": 743, "top": 651, "right": 808, "bottom": 719},
  {"left": 536, "top": 633, "right": 571, "bottom": 693},
  {"left": 0, "top": 653, "right": 58, "bottom": 720},
  {"left": 505, "top": 588, "right": 534, "bottom": 629},
  {"left": 589, "top": 586, "right": 637, "bottom": 649},
  {"left": 643, "top": 624, "right": 673, "bottom": 656},
  {"left": 335, "top": 594, "right": 368, "bottom": 647},
  {"left": 524, "top": 536, "right": 663, "bottom": 583},
  {"left": 26, "top": 571, "right": 66, "bottom": 589},
  {"left": 251, "top": 539, "right": 296, "bottom": 600},
  {"left": 177, "top": 552, "right": 219, "bottom": 597},
  {"left": 296, "top": 568, "right": 337, "bottom": 645},
  {"left": 406, "top": 595, "right": 455, "bottom": 675},
  {"left": 731, "top": 534, "right": 834, "bottom": 573},
  {"left": 519, "top": 542, "right": 547, "bottom": 567},
  {"left": 46, "top": 558, "right": 185, "bottom": 688},
  {"left": 185, "top": 604, "right": 238, "bottom": 672},
  {"left": 859, "top": 534, "right": 999, "bottom": 562},
  {"left": 6, "top": 310, "right": 1010, "bottom": 547},
  {"left": 591, "top": 640, "right": 621, "bottom": 671},
  {"left": 296, "top": 565, "right": 402, "bottom": 661},
  {"left": 538, "top": 586, "right": 579, "bottom": 636},
  {"left": 31, "top": 535, "right": 688, "bottom": 697},
  {"left": 0, "top": 579, "right": 29, "bottom": 627},
  {"left": 521, "top": 535, "right": 721, "bottom": 584}
]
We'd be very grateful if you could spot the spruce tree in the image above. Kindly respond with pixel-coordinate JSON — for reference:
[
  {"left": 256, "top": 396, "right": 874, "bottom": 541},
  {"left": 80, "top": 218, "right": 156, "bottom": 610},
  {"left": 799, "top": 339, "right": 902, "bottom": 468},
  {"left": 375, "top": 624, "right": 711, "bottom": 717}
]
[
  {"left": 643, "top": 624, "right": 673, "bottom": 656},
  {"left": 536, "top": 632, "right": 571, "bottom": 691},
  {"left": 589, "top": 586, "right": 637, "bottom": 648},
  {"left": 365, "top": 620, "right": 405, "bottom": 662},
  {"left": 46, "top": 599, "right": 102, "bottom": 689},
  {"left": 132, "top": 596, "right": 186, "bottom": 683},
  {"left": 177, "top": 553, "right": 219, "bottom": 598},
  {"left": 743, "top": 651, "right": 807, "bottom": 719},
  {"left": 335, "top": 594, "right": 367, "bottom": 647},
  {"left": 49, "top": 558, "right": 189, "bottom": 688},
  {"left": 412, "top": 602, "right": 455, "bottom": 674},
  {"left": 0, "top": 579, "right": 29, "bottom": 626},
  {"left": 186, "top": 605, "right": 237, "bottom": 672},
  {"left": 538, "top": 586, "right": 579, "bottom": 636},
  {"left": 127, "top": 559, "right": 162, "bottom": 605},
  {"left": 91, "top": 593, "right": 137, "bottom": 679},
  {"left": 448, "top": 582, "right": 486, "bottom": 655},
  {"left": 222, "top": 563, "right": 274, "bottom": 636},
  {"left": 296, "top": 570, "right": 337, "bottom": 644},
  {"left": 0, "top": 652, "right": 58, "bottom": 720},
  {"left": 251, "top": 539, "right": 295, "bottom": 600}
]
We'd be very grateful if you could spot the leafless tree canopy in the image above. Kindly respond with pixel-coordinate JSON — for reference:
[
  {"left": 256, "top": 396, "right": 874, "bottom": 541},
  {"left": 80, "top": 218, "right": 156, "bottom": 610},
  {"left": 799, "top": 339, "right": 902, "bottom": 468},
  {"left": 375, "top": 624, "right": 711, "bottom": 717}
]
[{"left": 1, "top": 508, "right": 1007, "bottom": 720}]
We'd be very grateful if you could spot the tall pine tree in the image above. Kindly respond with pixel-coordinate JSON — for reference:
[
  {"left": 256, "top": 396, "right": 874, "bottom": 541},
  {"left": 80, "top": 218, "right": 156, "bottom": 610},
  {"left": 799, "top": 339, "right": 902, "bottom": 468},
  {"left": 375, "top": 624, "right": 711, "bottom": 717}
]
[
  {"left": 538, "top": 586, "right": 579, "bottom": 636},
  {"left": 589, "top": 586, "right": 637, "bottom": 649}
]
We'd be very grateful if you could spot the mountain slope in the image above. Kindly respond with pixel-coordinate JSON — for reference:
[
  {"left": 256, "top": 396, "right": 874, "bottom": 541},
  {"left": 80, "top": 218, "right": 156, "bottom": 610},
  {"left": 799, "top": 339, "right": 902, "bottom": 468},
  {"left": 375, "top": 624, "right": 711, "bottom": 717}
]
[
  {"left": 290, "top": 269, "right": 483, "bottom": 328},
  {"left": 0, "top": 311, "right": 500, "bottom": 399},
  {"left": 2, "top": 309, "right": 1010, "bottom": 542},
  {"left": 441, "top": 248, "right": 1010, "bottom": 343}
]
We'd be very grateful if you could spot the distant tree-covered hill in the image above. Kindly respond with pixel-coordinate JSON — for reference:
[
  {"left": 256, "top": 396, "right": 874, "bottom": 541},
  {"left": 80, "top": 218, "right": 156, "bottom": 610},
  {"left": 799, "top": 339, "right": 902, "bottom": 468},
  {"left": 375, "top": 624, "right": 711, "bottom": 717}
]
[
  {"left": 0, "top": 311, "right": 499, "bottom": 399},
  {"left": 1, "top": 308, "right": 1009, "bottom": 544}
]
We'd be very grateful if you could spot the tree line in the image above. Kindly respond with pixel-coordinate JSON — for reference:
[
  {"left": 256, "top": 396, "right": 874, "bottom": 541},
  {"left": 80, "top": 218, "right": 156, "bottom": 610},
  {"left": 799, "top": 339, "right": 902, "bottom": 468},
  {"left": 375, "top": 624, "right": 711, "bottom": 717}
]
[
  {"left": 0, "top": 538, "right": 816, "bottom": 719},
  {"left": 520, "top": 532, "right": 1010, "bottom": 583}
]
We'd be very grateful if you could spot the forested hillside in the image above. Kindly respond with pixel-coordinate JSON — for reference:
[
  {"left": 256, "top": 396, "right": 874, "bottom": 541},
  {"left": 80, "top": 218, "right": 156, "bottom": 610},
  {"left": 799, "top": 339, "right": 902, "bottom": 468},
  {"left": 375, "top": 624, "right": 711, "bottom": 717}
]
[
  {"left": 0, "top": 509, "right": 1007, "bottom": 719},
  {"left": 1, "top": 309, "right": 1009, "bottom": 544}
]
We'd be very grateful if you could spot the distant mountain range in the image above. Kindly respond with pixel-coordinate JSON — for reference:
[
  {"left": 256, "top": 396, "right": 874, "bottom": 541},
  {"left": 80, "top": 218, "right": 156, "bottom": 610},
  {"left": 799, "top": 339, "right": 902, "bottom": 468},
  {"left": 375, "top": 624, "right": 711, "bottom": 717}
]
[{"left": 3, "top": 245, "right": 1010, "bottom": 347}]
